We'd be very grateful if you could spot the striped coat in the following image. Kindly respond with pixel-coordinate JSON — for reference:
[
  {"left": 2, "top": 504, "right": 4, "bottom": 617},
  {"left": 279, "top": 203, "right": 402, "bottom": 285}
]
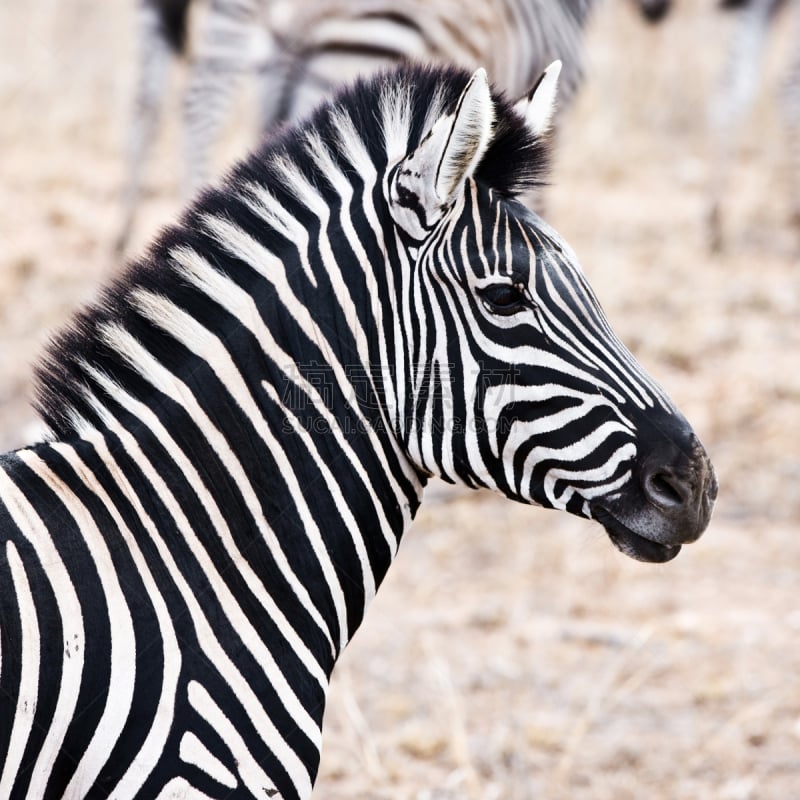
[{"left": 3, "top": 63, "right": 715, "bottom": 797}]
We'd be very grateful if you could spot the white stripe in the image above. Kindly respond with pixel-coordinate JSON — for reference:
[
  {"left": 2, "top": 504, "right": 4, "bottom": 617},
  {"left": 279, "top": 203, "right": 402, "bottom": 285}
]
[
  {"left": 329, "top": 108, "right": 400, "bottom": 413},
  {"left": 304, "top": 124, "right": 400, "bottom": 429},
  {"left": 261, "top": 380, "right": 377, "bottom": 604},
  {"left": 179, "top": 731, "right": 238, "bottom": 790},
  {"left": 98, "top": 321, "right": 337, "bottom": 656},
  {"left": 75, "top": 383, "right": 323, "bottom": 764},
  {"left": 16, "top": 448, "right": 138, "bottom": 799},
  {"left": 241, "top": 183, "right": 318, "bottom": 286},
  {"left": 310, "top": 17, "right": 426, "bottom": 55},
  {"left": 155, "top": 776, "right": 217, "bottom": 800},
  {"left": 129, "top": 291, "right": 353, "bottom": 652},
  {"left": 0, "top": 542, "right": 40, "bottom": 798},
  {"left": 0, "top": 466, "right": 84, "bottom": 799},
  {"left": 188, "top": 680, "right": 289, "bottom": 799},
  {"left": 522, "top": 429, "right": 638, "bottom": 509},
  {"left": 82, "top": 420, "right": 315, "bottom": 794},
  {"left": 544, "top": 458, "right": 635, "bottom": 509},
  {"left": 493, "top": 385, "right": 626, "bottom": 471},
  {"left": 531, "top": 229, "right": 659, "bottom": 411},
  {"left": 419, "top": 201, "right": 495, "bottom": 488},
  {"left": 388, "top": 231, "right": 412, "bottom": 436},
  {"left": 214, "top": 168, "right": 374, "bottom": 381},
  {"left": 379, "top": 79, "right": 412, "bottom": 165},
  {"left": 216, "top": 200, "right": 422, "bottom": 498},
  {"left": 74, "top": 446, "right": 182, "bottom": 800},
  {"left": 80, "top": 368, "right": 329, "bottom": 692},
  {"left": 170, "top": 243, "right": 420, "bottom": 531},
  {"left": 62, "top": 435, "right": 184, "bottom": 800}
]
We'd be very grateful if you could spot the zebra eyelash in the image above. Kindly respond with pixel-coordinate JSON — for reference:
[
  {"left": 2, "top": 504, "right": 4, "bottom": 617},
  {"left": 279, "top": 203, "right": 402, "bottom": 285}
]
[
  {"left": 477, "top": 281, "right": 536, "bottom": 317},
  {"left": 476, "top": 281, "right": 550, "bottom": 341}
]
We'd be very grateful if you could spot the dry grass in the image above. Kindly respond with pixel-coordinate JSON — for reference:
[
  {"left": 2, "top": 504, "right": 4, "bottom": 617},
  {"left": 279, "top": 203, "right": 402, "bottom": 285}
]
[
  {"left": 320, "top": 497, "right": 800, "bottom": 799},
  {"left": 0, "top": 0, "right": 799, "bottom": 797}
]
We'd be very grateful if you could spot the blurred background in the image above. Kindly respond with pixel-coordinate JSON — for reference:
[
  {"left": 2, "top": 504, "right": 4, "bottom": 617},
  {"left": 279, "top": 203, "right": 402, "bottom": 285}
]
[{"left": 0, "top": 0, "right": 798, "bottom": 797}]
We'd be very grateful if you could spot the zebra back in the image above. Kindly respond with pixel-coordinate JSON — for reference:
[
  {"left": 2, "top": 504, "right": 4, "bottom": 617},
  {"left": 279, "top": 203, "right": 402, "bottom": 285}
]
[{"left": 263, "top": 0, "right": 593, "bottom": 125}]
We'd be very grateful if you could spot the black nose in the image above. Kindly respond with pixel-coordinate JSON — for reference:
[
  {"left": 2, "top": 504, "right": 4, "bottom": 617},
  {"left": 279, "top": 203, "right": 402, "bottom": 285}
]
[
  {"left": 642, "top": 464, "right": 691, "bottom": 510},
  {"left": 640, "top": 434, "right": 718, "bottom": 542}
]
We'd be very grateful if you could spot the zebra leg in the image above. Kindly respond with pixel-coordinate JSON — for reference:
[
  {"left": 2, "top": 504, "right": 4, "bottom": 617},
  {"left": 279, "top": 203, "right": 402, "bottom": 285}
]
[
  {"left": 280, "top": 51, "right": 396, "bottom": 124},
  {"left": 116, "top": 0, "right": 175, "bottom": 255},
  {"left": 255, "top": 49, "right": 298, "bottom": 132},
  {"left": 780, "top": 3, "right": 800, "bottom": 243},
  {"left": 707, "top": 0, "right": 773, "bottom": 251},
  {"left": 182, "top": 0, "right": 259, "bottom": 199}
]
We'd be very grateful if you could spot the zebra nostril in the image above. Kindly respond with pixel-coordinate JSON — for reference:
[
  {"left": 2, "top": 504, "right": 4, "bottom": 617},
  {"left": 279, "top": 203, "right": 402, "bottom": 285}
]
[{"left": 643, "top": 468, "right": 689, "bottom": 511}]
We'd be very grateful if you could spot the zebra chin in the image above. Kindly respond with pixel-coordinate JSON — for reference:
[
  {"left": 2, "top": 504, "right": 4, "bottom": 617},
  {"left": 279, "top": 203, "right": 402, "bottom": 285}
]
[
  {"left": 591, "top": 507, "right": 684, "bottom": 564},
  {"left": 589, "top": 434, "right": 718, "bottom": 563}
]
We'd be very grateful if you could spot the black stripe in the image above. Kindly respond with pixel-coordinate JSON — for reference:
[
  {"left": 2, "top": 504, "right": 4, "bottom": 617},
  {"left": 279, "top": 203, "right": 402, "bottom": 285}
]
[{"left": 149, "top": 0, "right": 192, "bottom": 54}]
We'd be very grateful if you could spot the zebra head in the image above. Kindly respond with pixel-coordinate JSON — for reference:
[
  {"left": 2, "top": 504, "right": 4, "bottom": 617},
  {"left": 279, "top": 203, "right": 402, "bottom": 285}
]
[{"left": 384, "top": 63, "right": 716, "bottom": 562}]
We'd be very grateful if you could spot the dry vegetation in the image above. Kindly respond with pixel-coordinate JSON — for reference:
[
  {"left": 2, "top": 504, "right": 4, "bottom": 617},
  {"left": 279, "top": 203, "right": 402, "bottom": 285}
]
[{"left": 0, "top": 1, "right": 798, "bottom": 798}]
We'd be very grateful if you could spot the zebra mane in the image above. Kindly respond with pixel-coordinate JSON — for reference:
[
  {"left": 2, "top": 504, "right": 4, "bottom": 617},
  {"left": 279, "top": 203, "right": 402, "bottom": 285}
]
[
  {"left": 227, "top": 62, "right": 553, "bottom": 202},
  {"left": 33, "top": 63, "right": 551, "bottom": 439},
  {"left": 374, "top": 62, "right": 553, "bottom": 197}
]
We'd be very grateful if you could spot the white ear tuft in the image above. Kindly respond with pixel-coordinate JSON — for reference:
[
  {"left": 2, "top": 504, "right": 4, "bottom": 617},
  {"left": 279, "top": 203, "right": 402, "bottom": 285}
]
[
  {"left": 514, "top": 60, "right": 562, "bottom": 136},
  {"left": 433, "top": 67, "right": 495, "bottom": 201},
  {"left": 388, "top": 68, "right": 496, "bottom": 238}
]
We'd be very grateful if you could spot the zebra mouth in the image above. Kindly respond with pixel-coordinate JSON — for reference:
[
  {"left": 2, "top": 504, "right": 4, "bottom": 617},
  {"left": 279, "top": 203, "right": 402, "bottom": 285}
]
[{"left": 592, "top": 507, "right": 682, "bottom": 563}]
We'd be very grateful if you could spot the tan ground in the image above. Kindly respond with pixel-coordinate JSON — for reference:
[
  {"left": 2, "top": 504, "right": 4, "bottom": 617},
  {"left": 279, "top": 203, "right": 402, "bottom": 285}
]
[{"left": 1, "top": 1, "right": 798, "bottom": 798}]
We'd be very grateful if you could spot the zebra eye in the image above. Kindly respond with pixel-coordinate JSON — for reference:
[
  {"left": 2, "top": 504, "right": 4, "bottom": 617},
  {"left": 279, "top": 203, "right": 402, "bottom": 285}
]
[{"left": 479, "top": 283, "right": 527, "bottom": 316}]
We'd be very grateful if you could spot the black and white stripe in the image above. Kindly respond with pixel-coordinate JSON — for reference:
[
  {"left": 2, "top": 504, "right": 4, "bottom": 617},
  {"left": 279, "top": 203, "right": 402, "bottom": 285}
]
[
  {"left": 2, "top": 62, "right": 715, "bottom": 798},
  {"left": 117, "top": 0, "right": 669, "bottom": 251},
  {"left": 117, "top": 0, "right": 266, "bottom": 252},
  {"left": 707, "top": 0, "right": 800, "bottom": 248},
  {"left": 258, "top": 0, "right": 598, "bottom": 126}
]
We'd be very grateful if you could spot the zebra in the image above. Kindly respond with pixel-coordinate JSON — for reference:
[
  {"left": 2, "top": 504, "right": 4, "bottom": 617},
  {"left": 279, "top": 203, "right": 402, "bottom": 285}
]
[
  {"left": 117, "top": 0, "right": 671, "bottom": 252},
  {"left": 2, "top": 61, "right": 716, "bottom": 798},
  {"left": 248, "top": 0, "right": 670, "bottom": 133},
  {"left": 707, "top": 0, "right": 800, "bottom": 250}
]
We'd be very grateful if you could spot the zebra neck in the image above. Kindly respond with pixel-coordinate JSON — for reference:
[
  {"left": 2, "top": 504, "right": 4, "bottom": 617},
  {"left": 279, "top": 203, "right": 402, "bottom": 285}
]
[
  {"left": 159, "top": 212, "right": 427, "bottom": 650},
  {"left": 32, "top": 240, "right": 422, "bottom": 664},
  {"left": 31, "top": 86, "right": 432, "bottom": 658}
]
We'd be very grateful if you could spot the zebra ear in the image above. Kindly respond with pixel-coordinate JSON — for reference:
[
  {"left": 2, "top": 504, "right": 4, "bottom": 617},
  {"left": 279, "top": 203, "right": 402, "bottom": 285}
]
[
  {"left": 514, "top": 60, "right": 562, "bottom": 136},
  {"left": 389, "top": 68, "right": 495, "bottom": 238}
]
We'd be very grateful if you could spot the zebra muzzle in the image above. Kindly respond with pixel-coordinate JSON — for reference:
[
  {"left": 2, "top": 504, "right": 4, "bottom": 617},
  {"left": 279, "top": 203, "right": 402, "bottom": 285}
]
[
  {"left": 592, "top": 507, "right": 684, "bottom": 563},
  {"left": 592, "top": 434, "right": 718, "bottom": 563}
]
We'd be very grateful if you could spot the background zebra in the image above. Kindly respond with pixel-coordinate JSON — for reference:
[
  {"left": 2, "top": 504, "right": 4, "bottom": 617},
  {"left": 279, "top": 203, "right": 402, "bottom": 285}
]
[
  {"left": 0, "top": 62, "right": 715, "bottom": 798},
  {"left": 707, "top": 0, "right": 800, "bottom": 249},
  {"left": 117, "top": 0, "right": 671, "bottom": 252}
]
